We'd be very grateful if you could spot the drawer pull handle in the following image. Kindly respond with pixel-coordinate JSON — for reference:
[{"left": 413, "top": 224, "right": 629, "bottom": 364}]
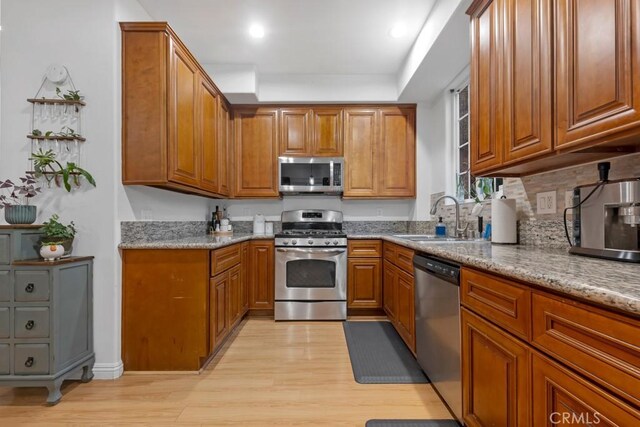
[
  {"left": 25, "top": 320, "right": 35, "bottom": 330},
  {"left": 25, "top": 283, "right": 35, "bottom": 293},
  {"left": 24, "top": 357, "right": 34, "bottom": 368}
]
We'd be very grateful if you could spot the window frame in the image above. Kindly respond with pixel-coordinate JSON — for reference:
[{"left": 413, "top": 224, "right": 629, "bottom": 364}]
[{"left": 453, "top": 80, "right": 473, "bottom": 202}]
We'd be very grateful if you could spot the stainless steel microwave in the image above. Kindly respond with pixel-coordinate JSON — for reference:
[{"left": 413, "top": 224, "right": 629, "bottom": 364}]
[{"left": 278, "top": 157, "right": 343, "bottom": 195}]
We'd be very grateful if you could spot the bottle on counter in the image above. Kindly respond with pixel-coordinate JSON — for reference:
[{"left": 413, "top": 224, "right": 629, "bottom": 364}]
[{"left": 435, "top": 216, "right": 447, "bottom": 237}]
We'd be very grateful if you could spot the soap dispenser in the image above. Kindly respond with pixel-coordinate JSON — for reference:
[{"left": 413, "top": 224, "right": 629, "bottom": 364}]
[{"left": 435, "top": 217, "right": 447, "bottom": 237}]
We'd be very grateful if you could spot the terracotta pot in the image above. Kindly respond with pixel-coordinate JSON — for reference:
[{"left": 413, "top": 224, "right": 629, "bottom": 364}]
[{"left": 4, "top": 205, "right": 37, "bottom": 224}]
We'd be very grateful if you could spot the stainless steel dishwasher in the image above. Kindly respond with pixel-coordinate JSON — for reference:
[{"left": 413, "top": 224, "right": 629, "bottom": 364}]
[{"left": 414, "top": 254, "right": 462, "bottom": 422}]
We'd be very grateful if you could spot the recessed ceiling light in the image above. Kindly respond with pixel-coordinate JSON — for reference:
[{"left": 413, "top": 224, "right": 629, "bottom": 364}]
[
  {"left": 249, "top": 23, "right": 265, "bottom": 39},
  {"left": 389, "top": 24, "right": 407, "bottom": 39}
]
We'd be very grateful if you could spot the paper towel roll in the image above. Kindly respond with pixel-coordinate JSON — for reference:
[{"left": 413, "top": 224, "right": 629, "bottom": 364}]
[{"left": 491, "top": 198, "right": 517, "bottom": 244}]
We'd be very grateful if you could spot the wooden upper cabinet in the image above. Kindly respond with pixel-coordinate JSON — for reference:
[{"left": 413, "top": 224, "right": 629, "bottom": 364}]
[
  {"left": 217, "top": 99, "right": 231, "bottom": 196},
  {"left": 343, "top": 108, "right": 378, "bottom": 197},
  {"left": 378, "top": 107, "right": 416, "bottom": 197},
  {"left": 280, "top": 108, "right": 312, "bottom": 156},
  {"left": 168, "top": 41, "right": 200, "bottom": 187},
  {"left": 121, "top": 22, "right": 231, "bottom": 198},
  {"left": 199, "top": 75, "right": 219, "bottom": 193},
  {"left": 555, "top": 0, "right": 640, "bottom": 149},
  {"left": 502, "top": 0, "right": 553, "bottom": 164},
  {"left": 234, "top": 108, "right": 279, "bottom": 198},
  {"left": 312, "top": 108, "right": 343, "bottom": 156},
  {"left": 469, "top": 0, "right": 503, "bottom": 174}
]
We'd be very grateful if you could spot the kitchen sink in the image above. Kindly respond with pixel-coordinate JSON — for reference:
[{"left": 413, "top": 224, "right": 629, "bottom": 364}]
[{"left": 392, "top": 234, "right": 471, "bottom": 243}]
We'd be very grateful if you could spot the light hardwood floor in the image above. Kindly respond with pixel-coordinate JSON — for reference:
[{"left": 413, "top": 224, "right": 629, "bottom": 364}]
[{"left": 0, "top": 319, "right": 452, "bottom": 426}]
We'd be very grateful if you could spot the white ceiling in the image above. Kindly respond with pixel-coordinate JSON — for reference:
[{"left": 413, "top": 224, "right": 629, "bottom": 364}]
[{"left": 137, "top": 0, "right": 438, "bottom": 75}]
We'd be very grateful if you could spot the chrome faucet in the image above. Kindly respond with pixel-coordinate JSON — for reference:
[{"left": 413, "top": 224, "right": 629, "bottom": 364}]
[{"left": 430, "top": 195, "right": 469, "bottom": 238}]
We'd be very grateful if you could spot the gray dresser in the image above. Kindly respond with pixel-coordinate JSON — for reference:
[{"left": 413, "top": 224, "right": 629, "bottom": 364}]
[{"left": 0, "top": 226, "right": 94, "bottom": 405}]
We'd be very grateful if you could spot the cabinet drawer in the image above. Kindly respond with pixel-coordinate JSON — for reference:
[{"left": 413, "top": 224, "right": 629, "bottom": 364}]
[
  {"left": 532, "top": 292, "right": 640, "bottom": 407},
  {"left": 0, "top": 307, "right": 9, "bottom": 339},
  {"left": 14, "top": 307, "right": 50, "bottom": 339},
  {"left": 0, "top": 344, "right": 9, "bottom": 374},
  {"left": 394, "top": 245, "right": 414, "bottom": 274},
  {"left": 533, "top": 353, "right": 640, "bottom": 426},
  {"left": 0, "top": 235, "right": 9, "bottom": 265},
  {"left": 14, "top": 271, "right": 50, "bottom": 302},
  {"left": 14, "top": 344, "right": 49, "bottom": 375},
  {"left": 211, "top": 244, "right": 241, "bottom": 276},
  {"left": 347, "top": 240, "right": 382, "bottom": 257},
  {"left": 383, "top": 242, "right": 396, "bottom": 262},
  {"left": 0, "top": 270, "right": 10, "bottom": 302},
  {"left": 461, "top": 268, "right": 531, "bottom": 340}
]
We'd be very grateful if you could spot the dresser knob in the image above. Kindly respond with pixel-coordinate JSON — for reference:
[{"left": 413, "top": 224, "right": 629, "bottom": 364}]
[
  {"left": 25, "top": 283, "right": 35, "bottom": 293},
  {"left": 24, "top": 357, "right": 34, "bottom": 368},
  {"left": 25, "top": 320, "right": 35, "bottom": 330}
]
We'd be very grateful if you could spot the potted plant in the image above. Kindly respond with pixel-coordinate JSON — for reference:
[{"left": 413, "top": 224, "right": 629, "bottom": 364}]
[
  {"left": 0, "top": 173, "right": 42, "bottom": 224},
  {"left": 30, "top": 148, "right": 96, "bottom": 192},
  {"left": 40, "top": 214, "right": 76, "bottom": 256}
]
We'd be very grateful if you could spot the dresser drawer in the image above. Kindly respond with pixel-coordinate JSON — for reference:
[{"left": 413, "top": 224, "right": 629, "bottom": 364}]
[
  {"left": 14, "top": 271, "right": 50, "bottom": 302},
  {"left": 0, "top": 270, "right": 10, "bottom": 302},
  {"left": 348, "top": 240, "right": 382, "bottom": 257},
  {"left": 14, "top": 307, "right": 50, "bottom": 339},
  {"left": 0, "top": 344, "right": 9, "bottom": 374},
  {"left": 532, "top": 292, "right": 640, "bottom": 407},
  {"left": 14, "top": 344, "right": 49, "bottom": 375},
  {"left": 0, "top": 307, "right": 9, "bottom": 339},
  {"left": 210, "top": 244, "right": 241, "bottom": 276},
  {"left": 461, "top": 268, "right": 531, "bottom": 340},
  {"left": 0, "top": 235, "right": 10, "bottom": 265}
]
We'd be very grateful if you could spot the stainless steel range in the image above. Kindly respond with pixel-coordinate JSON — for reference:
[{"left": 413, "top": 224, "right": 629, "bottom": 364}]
[{"left": 274, "top": 210, "right": 347, "bottom": 320}]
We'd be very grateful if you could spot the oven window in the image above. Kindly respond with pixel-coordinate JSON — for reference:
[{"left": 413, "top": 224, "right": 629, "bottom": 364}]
[{"left": 286, "top": 260, "right": 336, "bottom": 288}]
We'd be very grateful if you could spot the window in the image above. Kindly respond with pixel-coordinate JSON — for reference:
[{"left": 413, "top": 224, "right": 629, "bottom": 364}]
[{"left": 453, "top": 83, "right": 502, "bottom": 201}]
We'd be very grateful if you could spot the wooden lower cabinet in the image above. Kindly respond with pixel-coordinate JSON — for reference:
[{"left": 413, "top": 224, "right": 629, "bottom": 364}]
[
  {"left": 383, "top": 260, "right": 396, "bottom": 321},
  {"left": 461, "top": 307, "right": 531, "bottom": 427},
  {"left": 532, "top": 353, "right": 640, "bottom": 426},
  {"left": 347, "top": 258, "right": 382, "bottom": 309},
  {"left": 240, "top": 242, "right": 249, "bottom": 312},
  {"left": 248, "top": 240, "right": 275, "bottom": 311},
  {"left": 382, "top": 257, "right": 415, "bottom": 353},
  {"left": 210, "top": 272, "right": 229, "bottom": 352}
]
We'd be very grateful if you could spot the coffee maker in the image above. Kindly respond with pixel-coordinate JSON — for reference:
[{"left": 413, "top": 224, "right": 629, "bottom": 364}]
[{"left": 569, "top": 163, "right": 640, "bottom": 262}]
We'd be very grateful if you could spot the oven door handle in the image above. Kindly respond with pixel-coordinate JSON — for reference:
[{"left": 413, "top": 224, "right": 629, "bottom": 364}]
[{"left": 276, "top": 248, "right": 346, "bottom": 255}]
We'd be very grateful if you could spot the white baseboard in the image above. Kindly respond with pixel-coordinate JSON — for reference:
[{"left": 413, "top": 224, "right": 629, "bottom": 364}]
[{"left": 92, "top": 361, "right": 124, "bottom": 380}]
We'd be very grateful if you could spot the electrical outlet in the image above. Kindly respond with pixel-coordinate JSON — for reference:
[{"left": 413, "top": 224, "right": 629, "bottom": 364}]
[
  {"left": 140, "top": 209, "right": 153, "bottom": 220},
  {"left": 536, "top": 191, "right": 557, "bottom": 214},
  {"left": 243, "top": 208, "right": 251, "bottom": 216},
  {"left": 565, "top": 190, "right": 574, "bottom": 210},
  {"left": 376, "top": 209, "right": 383, "bottom": 217}
]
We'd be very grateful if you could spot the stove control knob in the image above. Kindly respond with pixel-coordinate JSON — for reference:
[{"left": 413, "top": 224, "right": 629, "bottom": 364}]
[
  {"left": 308, "top": 239, "right": 314, "bottom": 245},
  {"left": 333, "top": 240, "right": 339, "bottom": 245},
  {"left": 325, "top": 240, "right": 331, "bottom": 245},
  {"left": 291, "top": 240, "right": 297, "bottom": 245},
  {"left": 283, "top": 240, "right": 289, "bottom": 245}
]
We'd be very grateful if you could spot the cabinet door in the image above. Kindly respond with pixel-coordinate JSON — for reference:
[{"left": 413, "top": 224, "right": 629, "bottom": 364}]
[
  {"left": 469, "top": 0, "right": 504, "bottom": 174},
  {"left": 168, "top": 41, "right": 200, "bottom": 187},
  {"left": 240, "top": 242, "right": 249, "bottom": 313},
  {"left": 344, "top": 108, "right": 378, "bottom": 197},
  {"left": 395, "top": 268, "right": 415, "bottom": 352},
  {"left": 461, "top": 308, "right": 531, "bottom": 427},
  {"left": 378, "top": 107, "right": 416, "bottom": 197},
  {"left": 280, "top": 108, "right": 312, "bottom": 156},
  {"left": 234, "top": 108, "right": 279, "bottom": 197},
  {"left": 198, "top": 75, "right": 219, "bottom": 193},
  {"left": 502, "top": 0, "right": 553, "bottom": 163},
  {"left": 210, "top": 272, "right": 229, "bottom": 352},
  {"left": 218, "top": 99, "right": 231, "bottom": 196},
  {"left": 228, "top": 264, "right": 241, "bottom": 326},
  {"left": 312, "top": 108, "right": 343, "bottom": 156},
  {"left": 249, "top": 241, "right": 275, "bottom": 309},
  {"left": 533, "top": 353, "right": 640, "bottom": 426},
  {"left": 555, "top": 0, "right": 640, "bottom": 149},
  {"left": 383, "top": 260, "right": 397, "bottom": 321},
  {"left": 347, "top": 258, "right": 382, "bottom": 309}
]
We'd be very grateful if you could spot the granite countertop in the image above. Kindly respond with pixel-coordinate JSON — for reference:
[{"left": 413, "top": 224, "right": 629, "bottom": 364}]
[{"left": 119, "top": 232, "right": 640, "bottom": 316}]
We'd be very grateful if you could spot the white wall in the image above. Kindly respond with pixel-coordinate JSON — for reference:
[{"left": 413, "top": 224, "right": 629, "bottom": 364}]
[{"left": 0, "top": 0, "right": 212, "bottom": 379}]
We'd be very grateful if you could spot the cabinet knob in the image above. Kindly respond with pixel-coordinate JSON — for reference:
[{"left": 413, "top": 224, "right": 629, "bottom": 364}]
[
  {"left": 24, "top": 357, "right": 34, "bottom": 368},
  {"left": 25, "top": 320, "right": 35, "bottom": 330},
  {"left": 25, "top": 283, "right": 35, "bottom": 293}
]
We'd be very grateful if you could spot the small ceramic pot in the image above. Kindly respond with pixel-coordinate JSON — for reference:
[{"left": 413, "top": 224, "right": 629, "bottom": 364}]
[
  {"left": 60, "top": 237, "right": 74, "bottom": 256},
  {"left": 40, "top": 244, "right": 65, "bottom": 261},
  {"left": 4, "top": 205, "right": 37, "bottom": 224}
]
